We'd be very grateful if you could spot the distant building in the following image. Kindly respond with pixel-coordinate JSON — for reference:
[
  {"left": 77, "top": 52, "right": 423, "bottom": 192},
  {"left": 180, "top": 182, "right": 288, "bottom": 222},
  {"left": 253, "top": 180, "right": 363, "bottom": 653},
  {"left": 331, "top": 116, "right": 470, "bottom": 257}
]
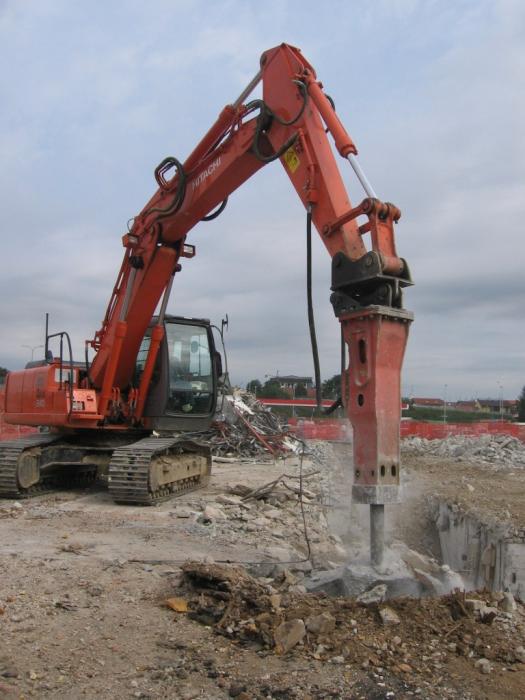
[
  {"left": 477, "top": 399, "right": 518, "bottom": 417},
  {"left": 454, "top": 400, "right": 481, "bottom": 412},
  {"left": 411, "top": 397, "right": 444, "bottom": 409},
  {"left": 268, "top": 375, "right": 313, "bottom": 399}
]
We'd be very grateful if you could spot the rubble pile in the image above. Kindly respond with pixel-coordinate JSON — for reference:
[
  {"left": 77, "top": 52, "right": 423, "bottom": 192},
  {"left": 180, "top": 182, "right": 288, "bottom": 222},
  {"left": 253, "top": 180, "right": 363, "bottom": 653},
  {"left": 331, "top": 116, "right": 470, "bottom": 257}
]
[
  {"left": 187, "top": 390, "right": 300, "bottom": 459},
  {"left": 172, "top": 457, "right": 348, "bottom": 571},
  {"left": 403, "top": 433, "right": 525, "bottom": 467},
  {"left": 172, "top": 561, "right": 525, "bottom": 685}
]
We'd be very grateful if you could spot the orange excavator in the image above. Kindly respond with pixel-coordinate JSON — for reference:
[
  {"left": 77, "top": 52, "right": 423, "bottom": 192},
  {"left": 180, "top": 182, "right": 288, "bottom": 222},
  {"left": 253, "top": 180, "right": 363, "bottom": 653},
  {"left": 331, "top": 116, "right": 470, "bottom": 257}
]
[{"left": 1, "top": 44, "right": 412, "bottom": 564}]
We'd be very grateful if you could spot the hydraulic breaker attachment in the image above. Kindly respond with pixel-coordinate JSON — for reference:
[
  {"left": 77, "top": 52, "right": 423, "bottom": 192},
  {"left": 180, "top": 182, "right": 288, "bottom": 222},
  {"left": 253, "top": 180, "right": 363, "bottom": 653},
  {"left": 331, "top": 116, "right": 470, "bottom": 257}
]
[
  {"left": 341, "top": 307, "right": 413, "bottom": 566},
  {"left": 330, "top": 195, "right": 413, "bottom": 568}
]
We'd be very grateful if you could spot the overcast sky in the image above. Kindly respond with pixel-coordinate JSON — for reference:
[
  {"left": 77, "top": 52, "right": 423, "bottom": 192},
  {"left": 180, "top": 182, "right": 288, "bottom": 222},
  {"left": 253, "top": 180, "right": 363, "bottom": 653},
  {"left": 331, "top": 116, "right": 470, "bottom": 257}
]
[{"left": 1, "top": 0, "right": 523, "bottom": 400}]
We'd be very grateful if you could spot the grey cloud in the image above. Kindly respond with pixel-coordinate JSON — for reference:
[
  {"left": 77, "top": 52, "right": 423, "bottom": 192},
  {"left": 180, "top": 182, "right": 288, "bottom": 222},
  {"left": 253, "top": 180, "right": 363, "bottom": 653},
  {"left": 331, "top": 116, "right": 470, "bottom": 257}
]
[{"left": 1, "top": 1, "right": 524, "bottom": 403}]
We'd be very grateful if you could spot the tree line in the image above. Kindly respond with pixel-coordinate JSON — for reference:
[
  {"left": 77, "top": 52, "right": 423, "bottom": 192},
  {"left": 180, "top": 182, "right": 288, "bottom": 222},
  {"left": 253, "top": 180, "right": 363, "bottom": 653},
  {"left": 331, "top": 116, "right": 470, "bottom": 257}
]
[
  {"left": 519, "top": 386, "right": 525, "bottom": 422},
  {"left": 246, "top": 374, "right": 342, "bottom": 400}
]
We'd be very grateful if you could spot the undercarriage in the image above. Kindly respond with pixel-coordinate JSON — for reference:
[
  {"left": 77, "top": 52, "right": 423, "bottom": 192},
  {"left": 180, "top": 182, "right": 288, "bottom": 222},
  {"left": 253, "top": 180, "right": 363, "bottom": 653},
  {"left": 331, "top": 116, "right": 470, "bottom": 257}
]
[{"left": 0, "top": 432, "right": 211, "bottom": 505}]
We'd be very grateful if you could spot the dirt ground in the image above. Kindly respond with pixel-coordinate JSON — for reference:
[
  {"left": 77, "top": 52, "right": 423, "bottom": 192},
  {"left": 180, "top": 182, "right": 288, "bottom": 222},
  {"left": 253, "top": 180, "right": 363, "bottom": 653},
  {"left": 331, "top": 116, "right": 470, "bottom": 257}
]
[
  {"left": 0, "top": 446, "right": 524, "bottom": 699},
  {"left": 402, "top": 451, "right": 525, "bottom": 531}
]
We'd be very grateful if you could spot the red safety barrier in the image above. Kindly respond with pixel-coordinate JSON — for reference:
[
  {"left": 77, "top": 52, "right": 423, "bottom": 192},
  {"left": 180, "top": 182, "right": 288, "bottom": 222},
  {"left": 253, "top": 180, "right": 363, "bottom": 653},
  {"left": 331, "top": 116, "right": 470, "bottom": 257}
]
[
  {"left": 0, "top": 414, "right": 36, "bottom": 441},
  {"left": 288, "top": 418, "right": 352, "bottom": 441},
  {"left": 288, "top": 417, "right": 525, "bottom": 443},
  {"left": 400, "top": 420, "right": 525, "bottom": 441}
]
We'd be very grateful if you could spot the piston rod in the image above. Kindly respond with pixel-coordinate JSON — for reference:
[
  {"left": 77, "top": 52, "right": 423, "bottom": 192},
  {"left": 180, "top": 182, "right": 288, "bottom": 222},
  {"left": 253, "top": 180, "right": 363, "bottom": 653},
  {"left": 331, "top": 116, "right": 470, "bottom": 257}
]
[
  {"left": 347, "top": 153, "right": 378, "bottom": 199},
  {"left": 370, "top": 503, "right": 385, "bottom": 568},
  {"left": 232, "top": 70, "right": 262, "bottom": 108}
]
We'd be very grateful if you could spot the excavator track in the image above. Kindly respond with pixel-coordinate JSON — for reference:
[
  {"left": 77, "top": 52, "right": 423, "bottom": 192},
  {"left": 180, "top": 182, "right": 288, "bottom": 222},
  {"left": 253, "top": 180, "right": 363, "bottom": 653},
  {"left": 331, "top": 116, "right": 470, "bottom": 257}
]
[
  {"left": 108, "top": 436, "right": 211, "bottom": 505},
  {"left": 0, "top": 434, "right": 97, "bottom": 499}
]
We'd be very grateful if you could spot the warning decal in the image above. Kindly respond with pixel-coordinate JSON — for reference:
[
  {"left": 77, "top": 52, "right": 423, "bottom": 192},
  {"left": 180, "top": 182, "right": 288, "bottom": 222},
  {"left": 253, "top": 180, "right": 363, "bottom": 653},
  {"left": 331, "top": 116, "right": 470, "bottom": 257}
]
[{"left": 283, "top": 146, "right": 300, "bottom": 173}]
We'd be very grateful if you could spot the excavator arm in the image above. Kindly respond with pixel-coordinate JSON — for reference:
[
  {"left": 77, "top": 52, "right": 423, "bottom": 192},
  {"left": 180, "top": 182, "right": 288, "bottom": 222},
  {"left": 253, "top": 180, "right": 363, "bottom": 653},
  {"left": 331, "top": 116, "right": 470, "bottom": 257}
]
[
  {"left": 85, "top": 44, "right": 413, "bottom": 565},
  {"left": 9, "top": 43, "right": 410, "bottom": 563}
]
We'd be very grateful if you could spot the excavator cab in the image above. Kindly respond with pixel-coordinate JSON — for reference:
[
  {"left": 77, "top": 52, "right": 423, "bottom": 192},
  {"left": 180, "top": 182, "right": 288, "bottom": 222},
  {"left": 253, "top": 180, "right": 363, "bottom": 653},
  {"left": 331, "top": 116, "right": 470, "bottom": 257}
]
[
  {"left": 135, "top": 315, "right": 221, "bottom": 432},
  {"left": 0, "top": 315, "right": 220, "bottom": 504}
]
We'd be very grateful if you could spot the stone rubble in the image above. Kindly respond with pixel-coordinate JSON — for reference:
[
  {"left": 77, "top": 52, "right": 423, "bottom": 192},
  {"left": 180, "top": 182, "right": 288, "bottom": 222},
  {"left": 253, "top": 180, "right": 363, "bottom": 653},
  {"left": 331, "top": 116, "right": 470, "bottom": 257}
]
[
  {"left": 357, "top": 584, "right": 388, "bottom": 605},
  {"left": 167, "top": 450, "right": 349, "bottom": 574},
  {"left": 379, "top": 606, "right": 401, "bottom": 625},
  {"left": 403, "top": 433, "right": 525, "bottom": 467},
  {"left": 274, "top": 618, "right": 306, "bottom": 654},
  {"left": 176, "top": 560, "right": 525, "bottom": 694}
]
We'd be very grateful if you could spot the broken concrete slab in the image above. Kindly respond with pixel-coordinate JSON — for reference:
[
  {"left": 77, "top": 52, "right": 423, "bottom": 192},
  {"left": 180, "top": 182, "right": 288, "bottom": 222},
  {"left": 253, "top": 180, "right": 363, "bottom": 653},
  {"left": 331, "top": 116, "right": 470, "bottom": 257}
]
[
  {"left": 305, "top": 612, "right": 336, "bottom": 635},
  {"left": 274, "top": 619, "right": 306, "bottom": 654}
]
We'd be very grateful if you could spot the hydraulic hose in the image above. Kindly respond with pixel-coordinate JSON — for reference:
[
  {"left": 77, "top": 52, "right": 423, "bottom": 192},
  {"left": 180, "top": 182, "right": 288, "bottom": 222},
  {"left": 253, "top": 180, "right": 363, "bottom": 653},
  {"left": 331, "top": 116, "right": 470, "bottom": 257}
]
[
  {"left": 249, "top": 80, "right": 307, "bottom": 164},
  {"left": 306, "top": 206, "right": 322, "bottom": 411},
  {"left": 202, "top": 197, "right": 228, "bottom": 221}
]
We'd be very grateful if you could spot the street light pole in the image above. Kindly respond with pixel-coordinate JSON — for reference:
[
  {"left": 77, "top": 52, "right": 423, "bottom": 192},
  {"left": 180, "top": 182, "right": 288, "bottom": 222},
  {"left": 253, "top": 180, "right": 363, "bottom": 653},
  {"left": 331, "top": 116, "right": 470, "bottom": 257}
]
[
  {"left": 499, "top": 382, "right": 503, "bottom": 422},
  {"left": 443, "top": 384, "right": 448, "bottom": 425},
  {"left": 21, "top": 344, "right": 44, "bottom": 362}
]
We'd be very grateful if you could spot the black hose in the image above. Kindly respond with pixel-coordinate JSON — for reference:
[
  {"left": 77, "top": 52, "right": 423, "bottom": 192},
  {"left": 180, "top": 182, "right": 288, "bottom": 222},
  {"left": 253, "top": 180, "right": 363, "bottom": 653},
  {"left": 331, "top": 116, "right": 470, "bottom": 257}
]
[
  {"left": 323, "top": 397, "right": 343, "bottom": 415},
  {"left": 245, "top": 80, "right": 308, "bottom": 128},
  {"left": 340, "top": 323, "right": 345, "bottom": 387},
  {"left": 325, "top": 94, "right": 336, "bottom": 111},
  {"left": 306, "top": 206, "right": 322, "bottom": 411},
  {"left": 145, "top": 157, "right": 187, "bottom": 219},
  {"left": 202, "top": 197, "right": 228, "bottom": 221},
  {"left": 249, "top": 80, "right": 307, "bottom": 164},
  {"left": 84, "top": 341, "right": 94, "bottom": 389},
  {"left": 252, "top": 129, "right": 298, "bottom": 164},
  {"left": 323, "top": 328, "right": 345, "bottom": 415},
  {"left": 324, "top": 94, "right": 336, "bottom": 133}
]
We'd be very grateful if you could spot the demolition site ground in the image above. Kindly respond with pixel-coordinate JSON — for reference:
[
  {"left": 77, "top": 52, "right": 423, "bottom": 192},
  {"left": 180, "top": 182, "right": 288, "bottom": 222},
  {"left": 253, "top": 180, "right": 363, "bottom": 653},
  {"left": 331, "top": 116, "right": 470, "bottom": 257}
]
[{"left": 1, "top": 439, "right": 525, "bottom": 699}]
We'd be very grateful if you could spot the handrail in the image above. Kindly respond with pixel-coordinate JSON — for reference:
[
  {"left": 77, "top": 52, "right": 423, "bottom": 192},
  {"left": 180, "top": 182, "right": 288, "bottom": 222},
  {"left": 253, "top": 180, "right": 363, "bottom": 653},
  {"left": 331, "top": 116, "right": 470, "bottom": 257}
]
[{"left": 46, "top": 331, "right": 75, "bottom": 417}]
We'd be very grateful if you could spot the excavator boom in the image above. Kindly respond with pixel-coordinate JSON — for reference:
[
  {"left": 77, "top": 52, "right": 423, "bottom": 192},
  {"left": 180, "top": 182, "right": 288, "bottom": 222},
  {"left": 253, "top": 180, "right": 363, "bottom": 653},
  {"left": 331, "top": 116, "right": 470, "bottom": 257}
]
[{"left": 2, "top": 44, "right": 412, "bottom": 561}]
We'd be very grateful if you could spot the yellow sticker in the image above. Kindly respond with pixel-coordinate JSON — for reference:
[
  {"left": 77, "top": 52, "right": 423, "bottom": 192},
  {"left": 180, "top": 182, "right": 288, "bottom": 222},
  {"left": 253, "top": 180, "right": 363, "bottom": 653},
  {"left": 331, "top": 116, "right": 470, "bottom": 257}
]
[{"left": 283, "top": 146, "right": 300, "bottom": 173}]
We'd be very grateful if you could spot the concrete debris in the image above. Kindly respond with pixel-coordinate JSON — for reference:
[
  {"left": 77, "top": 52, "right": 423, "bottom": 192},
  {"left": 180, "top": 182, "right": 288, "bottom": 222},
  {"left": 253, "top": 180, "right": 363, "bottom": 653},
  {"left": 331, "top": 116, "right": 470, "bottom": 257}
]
[
  {"left": 403, "top": 433, "right": 525, "bottom": 467},
  {"left": 515, "top": 646, "right": 525, "bottom": 663},
  {"left": 357, "top": 584, "right": 387, "bottom": 605},
  {"left": 500, "top": 592, "right": 517, "bottom": 613},
  {"left": 185, "top": 390, "right": 301, "bottom": 459},
  {"left": 176, "top": 560, "right": 525, "bottom": 691},
  {"left": 274, "top": 619, "right": 306, "bottom": 654},
  {"left": 379, "top": 606, "right": 401, "bottom": 625},
  {"left": 478, "top": 605, "right": 498, "bottom": 624},
  {"left": 305, "top": 612, "right": 336, "bottom": 635},
  {"left": 305, "top": 569, "right": 354, "bottom": 598},
  {"left": 464, "top": 599, "right": 484, "bottom": 612},
  {"left": 474, "top": 657, "right": 492, "bottom": 674},
  {"left": 431, "top": 498, "right": 525, "bottom": 594},
  {"left": 200, "top": 505, "right": 227, "bottom": 522},
  {"left": 0, "top": 502, "right": 25, "bottom": 519},
  {"left": 269, "top": 593, "right": 281, "bottom": 609},
  {"left": 330, "top": 655, "right": 345, "bottom": 664}
]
